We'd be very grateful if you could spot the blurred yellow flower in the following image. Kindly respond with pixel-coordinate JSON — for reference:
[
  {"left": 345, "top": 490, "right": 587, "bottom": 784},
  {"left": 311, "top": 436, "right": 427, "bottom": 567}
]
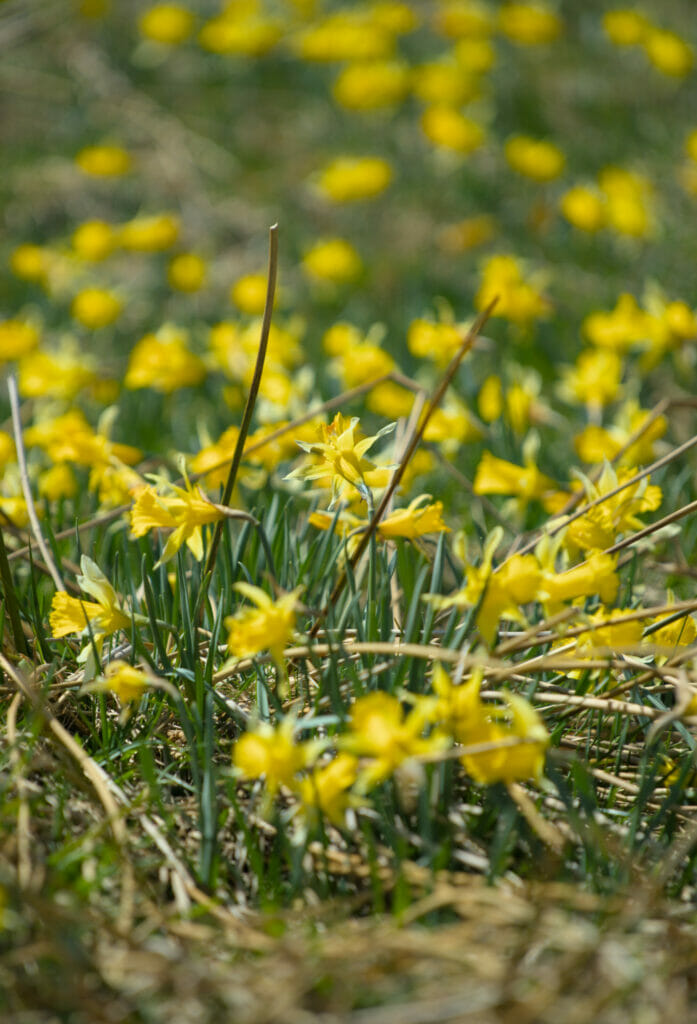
[
  {"left": 118, "top": 213, "right": 180, "bottom": 251},
  {"left": 199, "top": 12, "right": 282, "bottom": 56},
  {"left": 498, "top": 3, "right": 562, "bottom": 45},
  {"left": 168, "top": 252, "right": 207, "bottom": 292},
  {"left": 72, "top": 220, "right": 116, "bottom": 261},
  {"left": 75, "top": 144, "right": 132, "bottom": 176},
  {"left": 18, "top": 349, "right": 96, "bottom": 400},
  {"left": 599, "top": 167, "right": 653, "bottom": 238},
  {"left": 125, "top": 326, "right": 206, "bottom": 393},
  {"left": 71, "top": 287, "right": 122, "bottom": 329},
  {"left": 294, "top": 13, "right": 394, "bottom": 62},
  {"left": 225, "top": 582, "right": 302, "bottom": 668},
  {"left": 421, "top": 105, "right": 485, "bottom": 154},
  {"left": 504, "top": 135, "right": 565, "bottom": 182},
  {"left": 316, "top": 156, "right": 393, "bottom": 203},
  {"left": 560, "top": 348, "right": 623, "bottom": 411},
  {"left": 10, "top": 244, "right": 50, "bottom": 283},
  {"left": 560, "top": 184, "right": 606, "bottom": 232},
  {"left": 233, "top": 717, "right": 319, "bottom": 799},
  {"left": 38, "top": 463, "right": 78, "bottom": 502},
  {"left": 341, "top": 691, "right": 445, "bottom": 791},
  {"left": 332, "top": 60, "right": 409, "bottom": 111},
  {"left": 297, "top": 753, "right": 361, "bottom": 826},
  {"left": 602, "top": 10, "right": 650, "bottom": 47},
  {"left": 475, "top": 254, "right": 549, "bottom": 324},
  {"left": 302, "top": 238, "right": 362, "bottom": 283},
  {"left": 643, "top": 28, "right": 693, "bottom": 77},
  {"left": 412, "top": 60, "right": 479, "bottom": 106},
  {"left": 139, "top": 4, "right": 194, "bottom": 45},
  {"left": 0, "top": 320, "right": 40, "bottom": 362},
  {"left": 433, "top": 1, "right": 494, "bottom": 39},
  {"left": 377, "top": 494, "right": 449, "bottom": 540}
]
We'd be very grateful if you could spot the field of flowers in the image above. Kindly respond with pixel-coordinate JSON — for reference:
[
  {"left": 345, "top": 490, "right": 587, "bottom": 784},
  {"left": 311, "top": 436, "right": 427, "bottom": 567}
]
[{"left": 4, "top": 0, "right": 697, "bottom": 1019}]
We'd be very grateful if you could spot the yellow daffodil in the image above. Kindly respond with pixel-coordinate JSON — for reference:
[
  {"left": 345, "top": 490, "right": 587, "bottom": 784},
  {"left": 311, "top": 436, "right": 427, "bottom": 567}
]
[
  {"left": 286, "top": 412, "right": 394, "bottom": 505},
  {"left": 429, "top": 665, "right": 549, "bottom": 784},
  {"left": 341, "top": 691, "right": 447, "bottom": 792},
  {"left": 50, "top": 557, "right": 133, "bottom": 661},
  {"left": 232, "top": 717, "right": 322, "bottom": 801},
  {"left": 316, "top": 156, "right": 393, "bottom": 203},
  {"left": 125, "top": 325, "right": 206, "bottom": 393},
  {"left": 130, "top": 475, "right": 224, "bottom": 564},
  {"left": 297, "top": 753, "right": 363, "bottom": 826},
  {"left": 225, "top": 582, "right": 302, "bottom": 669}
]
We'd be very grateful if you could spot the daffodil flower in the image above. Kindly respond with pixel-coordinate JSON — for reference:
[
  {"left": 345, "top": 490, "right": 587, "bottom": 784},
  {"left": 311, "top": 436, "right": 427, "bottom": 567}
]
[
  {"left": 130, "top": 475, "right": 225, "bottom": 564},
  {"left": 225, "top": 583, "right": 303, "bottom": 695},
  {"left": 50, "top": 557, "right": 137, "bottom": 671},
  {"left": 286, "top": 412, "right": 394, "bottom": 505}
]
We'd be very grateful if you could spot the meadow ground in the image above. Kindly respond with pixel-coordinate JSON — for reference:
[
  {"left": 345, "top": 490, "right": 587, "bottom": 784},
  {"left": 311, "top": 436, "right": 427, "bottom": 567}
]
[{"left": 3, "top": 1, "right": 697, "bottom": 1019}]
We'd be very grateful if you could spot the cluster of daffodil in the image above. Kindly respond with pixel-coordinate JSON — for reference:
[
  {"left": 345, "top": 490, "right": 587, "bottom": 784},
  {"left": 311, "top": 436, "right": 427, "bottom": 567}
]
[{"left": 232, "top": 663, "right": 549, "bottom": 826}]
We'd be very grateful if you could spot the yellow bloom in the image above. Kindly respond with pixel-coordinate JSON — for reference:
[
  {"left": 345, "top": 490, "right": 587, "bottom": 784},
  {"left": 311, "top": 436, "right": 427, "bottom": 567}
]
[
  {"left": 18, "top": 349, "right": 96, "bottom": 401},
  {"left": 341, "top": 691, "right": 446, "bottom": 791},
  {"left": 75, "top": 144, "right": 132, "bottom": 176},
  {"left": 478, "top": 375, "right": 503, "bottom": 422},
  {"left": 225, "top": 582, "right": 302, "bottom": 668},
  {"left": 434, "top": 2, "right": 494, "bottom": 40},
  {"left": 118, "top": 213, "right": 180, "bottom": 251},
  {"left": 130, "top": 477, "right": 224, "bottom": 564},
  {"left": 168, "top": 252, "right": 207, "bottom": 292},
  {"left": 407, "top": 317, "right": 464, "bottom": 365},
  {"left": 421, "top": 394, "right": 483, "bottom": 450},
  {"left": 560, "top": 185, "right": 606, "bottom": 232},
  {"left": 504, "top": 136, "right": 565, "bottom": 182},
  {"left": 100, "top": 660, "right": 151, "bottom": 703},
  {"left": 50, "top": 556, "right": 131, "bottom": 644},
  {"left": 429, "top": 530, "right": 542, "bottom": 645},
  {"left": 602, "top": 10, "right": 650, "bottom": 47},
  {"left": 412, "top": 60, "right": 480, "bottom": 106},
  {"left": 199, "top": 12, "right": 282, "bottom": 56},
  {"left": 286, "top": 412, "right": 393, "bottom": 504},
  {"left": 233, "top": 717, "right": 319, "bottom": 799},
  {"left": 302, "top": 238, "right": 362, "bottom": 283},
  {"left": 542, "top": 551, "right": 619, "bottom": 610},
  {"left": 332, "top": 60, "right": 410, "bottom": 111},
  {"left": 230, "top": 273, "right": 270, "bottom": 314},
  {"left": 297, "top": 753, "right": 362, "bottom": 827},
  {"left": 139, "top": 4, "right": 194, "bottom": 45},
  {"left": 71, "top": 288, "right": 122, "bottom": 329},
  {"left": 421, "top": 105, "right": 485, "bottom": 154},
  {"left": 38, "top": 463, "right": 78, "bottom": 502},
  {"left": 72, "top": 220, "right": 116, "bottom": 261},
  {"left": 645, "top": 612, "right": 697, "bottom": 652},
  {"left": 473, "top": 449, "right": 554, "bottom": 504},
  {"left": 475, "top": 254, "right": 549, "bottom": 324},
  {"left": 0, "top": 320, "right": 40, "bottom": 362},
  {"left": 430, "top": 665, "right": 549, "bottom": 784},
  {"left": 316, "top": 156, "right": 393, "bottom": 203},
  {"left": 643, "top": 28, "right": 693, "bottom": 77},
  {"left": 453, "top": 37, "right": 497, "bottom": 73},
  {"left": 10, "top": 244, "right": 51, "bottom": 283},
  {"left": 498, "top": 3, "right": 561, "bottom": 45},
  {"left": 293, "top": 13, "right": 394, "bottom": 62},
  {"left": 599, "top": 167, "right": 653, "bottom": 239},
  {"left": 366, "top": 380, "right": 415, "bottom": 419},
  {"left": 559, "top": 348, "right": 623, "bottom": 411},
  {"left": 377, "top": 495, "right": 450, "bottom": 540},
  {"left": 332, "top": 340, "right": 395, "bottom": 390},
  {"left": 125, "top": 326, "right": 206, "bottom": 393}
]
